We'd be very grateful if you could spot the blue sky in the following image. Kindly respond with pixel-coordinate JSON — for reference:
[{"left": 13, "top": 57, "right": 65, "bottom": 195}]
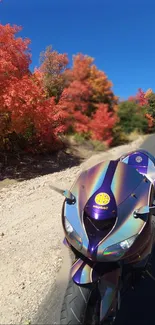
[{"left": 1, "top": 0, "right": 155, "bottom": 99}]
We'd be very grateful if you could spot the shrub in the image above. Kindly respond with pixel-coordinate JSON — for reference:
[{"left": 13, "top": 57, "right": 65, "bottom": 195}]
[{"left": 117, "top": 100, "right": 148, "bottom": 134}]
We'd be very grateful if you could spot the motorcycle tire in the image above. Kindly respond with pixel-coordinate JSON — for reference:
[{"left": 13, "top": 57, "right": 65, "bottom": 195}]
[{"left": 60, "top": 277, "right": 99, "bottom": 325}]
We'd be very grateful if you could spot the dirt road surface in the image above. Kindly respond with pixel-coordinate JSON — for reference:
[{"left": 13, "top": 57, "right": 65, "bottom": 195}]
[{"left": 1, "top": 134, "right": 155, "bottom": 324}]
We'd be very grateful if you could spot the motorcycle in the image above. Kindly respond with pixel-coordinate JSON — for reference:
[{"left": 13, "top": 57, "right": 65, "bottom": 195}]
[{"left": 52, "top": 149, "right": 155, "bottom": 325}]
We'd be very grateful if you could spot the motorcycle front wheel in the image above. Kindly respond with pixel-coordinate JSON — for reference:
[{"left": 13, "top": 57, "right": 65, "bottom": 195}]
[{"left": 60, "top": 278, "right": 113, "bottom": 325}]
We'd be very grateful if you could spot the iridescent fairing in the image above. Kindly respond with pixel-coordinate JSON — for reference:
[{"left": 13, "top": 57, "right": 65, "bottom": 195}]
[
  {"left": 119, "top": 149, "right": 155, "bottom": 185},
  {"left": 63, "top": 161, "right": 110, "bottom": 255},
  {"left": 61, "top": 150, "right": 155, "bottom": 325},
  {"left": 71, "top": 259, "right": 121, "bottom": 323},
  {"left": 71, "top": 258, "right": 98, "bottom": 284},
  {"left": 63, "top": 160, "right": 152, "bottom": 264},
  {"left": 63, "top": 237, "right": 70, "bottom": 248},
  {"left": 96, "top": 176, "right": 152, "bottom": 260},
  {"left": 98, "top": 268, "right": 121, "bottom": 323},
  {"left": 84, "top": 161, "right": 118, "bottom": 221}
]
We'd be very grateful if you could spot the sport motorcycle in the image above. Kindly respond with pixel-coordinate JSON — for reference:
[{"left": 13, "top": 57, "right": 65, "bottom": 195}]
[{"left": 53, "top": 149, "right": 155, "bottom": 325}]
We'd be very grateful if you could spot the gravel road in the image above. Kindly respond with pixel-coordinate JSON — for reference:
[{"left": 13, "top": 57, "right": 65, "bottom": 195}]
[{"left": 0, "top": 134, "right": 155, "bottom": 324}]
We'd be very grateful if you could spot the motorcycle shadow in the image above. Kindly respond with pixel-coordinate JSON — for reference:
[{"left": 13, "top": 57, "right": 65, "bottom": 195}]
[{"left": 115, "top": 247, "right": 155, "bottom": 325}]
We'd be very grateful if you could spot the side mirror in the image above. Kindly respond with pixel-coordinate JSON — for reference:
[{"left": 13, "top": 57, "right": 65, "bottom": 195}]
[
  {"left": 49, "top": 185, "right": 76, "bottom": 204},
  {"left": 134, "top": 205, "right": 155, "bottom": 221},
  {"left": 63, "top": 189, "right": 76, "bottom": 204}
]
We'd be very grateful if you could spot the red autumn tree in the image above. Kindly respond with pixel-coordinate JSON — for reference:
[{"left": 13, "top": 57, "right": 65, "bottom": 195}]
[
  {"left": 90, "top": 104, "right": 117, "bottom": 145},
  {"left": 0, "top": 23, "right": 31, "bottom": 148},
  {"left": 3, "top": 75, "right": 67, "bottom": 139},
  {"left": 59, "top": 53, "right": 118, "bottom": 142},
  {"left": 136, "top": 88, "right": 148, "bottom": 106},
  {"left": 64, "top": 53, "right": 118, "bottom": 115},
  {"left": 58, "top": 54, "right": 93, "bottom": 133},
  {"left": 135, "top": 89, "right": 154, "bottom": 131},
  {"left": 0, "top": 24, "right": 31, "bottom": 95},
  {"left": 144, "top": 89, "right": 155, "bottom": 129},
  {"left": 65, "top": 53, "right": 94, "bottom": 83},
  {"left": 0, "top": 24, "right": 118, "bottom": 151},
  {"left": 58, "top": 77, "right": 92, "bottom": 133},
  {"left": 128, "top": 95, "right": 136, "bottom": 102},
  {"left": 0, "top": 24, "right": 66, "bottom": 152},
  {"left": 128, "top": 89, "right": 148, "bottom": 106},
  {"left": 89, "top": 64, "right": 118, "bottom": 112},
  {"left": 58, "top": 83, "right": 91, "bottom": 134}
]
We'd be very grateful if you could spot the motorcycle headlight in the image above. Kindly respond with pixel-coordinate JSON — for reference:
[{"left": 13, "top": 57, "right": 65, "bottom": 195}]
[
  {"left": 103, "top": 235, "right": 137, "bottom": 261},
  {"left": 65, "top": 218, "right": 74, "bottom": 234},
  {"left": 64, "top": 218, "right": 83, "bottom": 250}
]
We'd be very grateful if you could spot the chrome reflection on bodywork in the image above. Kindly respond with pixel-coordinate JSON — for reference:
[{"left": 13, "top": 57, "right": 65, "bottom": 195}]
[
  {"left": 119, "top": 149, "right": 155, "bottom": 184},
  {"left": 63, "top": 161, "right": 110, "bottom": 253},
  {"left": 63, "top": 237, "right": 70, "bottom": 248},
  {"left": 64, "top": 159, "right": 153, "bottom": 261},
  {"left": 147, "top": 157, "right": 155, "bottom": 184},
  {"left": 111, "top": 160, "right": 143, "bottom": 206},
  {"left": 97, "top": 179, "right": 152, "bottom": 260},
  {"left": 71, "top": 258, "right": 98, "bottom": 284},
  {"left": 98, "top": 268, "right": 121, "bottom": 322}
]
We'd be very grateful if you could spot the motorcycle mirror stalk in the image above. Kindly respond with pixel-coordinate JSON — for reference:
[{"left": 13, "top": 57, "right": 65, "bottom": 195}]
[
  {"left": 49, "top": 185, "right": 76, "bottom": 203},
  {"left": 134, "top": 205, "right": 155, "bottom": 221}
]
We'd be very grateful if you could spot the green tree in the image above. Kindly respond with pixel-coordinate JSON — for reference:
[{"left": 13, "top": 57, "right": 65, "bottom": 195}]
[
  {"left": 144, "top": 93, "right": 155, "bottom": 132},
  {"left": 147, "top": 93, "right": 155, "bottom": 119},
  {"left": 117, "top": 100, "right": 148, "bottom": 134}
]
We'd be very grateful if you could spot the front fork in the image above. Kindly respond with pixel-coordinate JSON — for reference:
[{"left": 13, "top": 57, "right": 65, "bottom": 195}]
[
  {"left": 98, "top": 268, "right": 121, "bottom": 323},
  {"left": 63, "top": 238, "right": 121, "bottom": 323}
]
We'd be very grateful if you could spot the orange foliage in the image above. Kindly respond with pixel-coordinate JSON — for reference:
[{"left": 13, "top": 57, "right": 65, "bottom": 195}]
[
  {"left": 145, "top": 88, "right": 153, "bottom": 98},
  {"left": 0, "top": 24, "right": 67, "bottom": 151},
  {"left": 90, "top": 104, "right": 117, "bottom": 145},
  {"left": 58, "top": 54, "right": 118, "bottom": 143},
  {"left": 136, "top": 88, "right": 148, "bottom": 106},
  {"left": 0, "top": 24, "right": 31, "bottom": 92},
  {"left": 0, "top": 23, "right": 131, "bottom": 151},
  {"left": 145, "top": 113, "right": 154, "bottom": 128},
  {"left": 128, "top": 89, "right": 153, "bottom": 131},
  {"left": 128, "top": 89, "right": 149, "bottom": 107}
]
